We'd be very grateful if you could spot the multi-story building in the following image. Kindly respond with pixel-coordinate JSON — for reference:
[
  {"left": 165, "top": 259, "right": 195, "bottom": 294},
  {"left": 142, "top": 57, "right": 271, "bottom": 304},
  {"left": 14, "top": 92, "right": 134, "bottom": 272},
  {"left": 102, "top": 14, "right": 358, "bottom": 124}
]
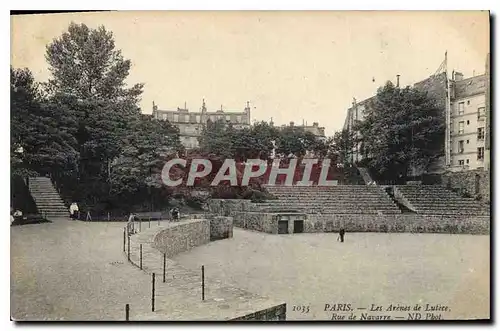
[
  {"left": 153, "top": 100, "right": 251, "bottom": 149},
  {"left": 272, "top": 120, "right": 326, "bottom": 139},
  {"left": 449, "top": 72, "right": 488, "bottom": 171},
  {"left": 342, "top": 54, "right": 490, "bottom": 173}
]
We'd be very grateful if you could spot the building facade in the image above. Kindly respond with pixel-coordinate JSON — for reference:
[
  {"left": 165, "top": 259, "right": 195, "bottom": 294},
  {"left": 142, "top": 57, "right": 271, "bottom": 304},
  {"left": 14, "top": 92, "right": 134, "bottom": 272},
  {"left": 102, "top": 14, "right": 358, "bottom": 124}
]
[
  {"left": 153, "top": 100, "right": 251, "bottom": 149},
  {"left": 273, "top": 121, "right": 326, "bottom": 138},
  {"left": 449, "top": 73, "right": 488, "bottom": 171},
  {"left": 342, "top": 54, "right": 490, "bottom": 174}
]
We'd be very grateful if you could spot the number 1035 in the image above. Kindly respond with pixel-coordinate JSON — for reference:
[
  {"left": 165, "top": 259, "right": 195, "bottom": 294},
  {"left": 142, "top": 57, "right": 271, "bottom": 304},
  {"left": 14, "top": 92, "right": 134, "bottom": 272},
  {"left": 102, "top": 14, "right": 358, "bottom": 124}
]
[{"left": 292, "top": 305, "right": 310, "bottom": 314}]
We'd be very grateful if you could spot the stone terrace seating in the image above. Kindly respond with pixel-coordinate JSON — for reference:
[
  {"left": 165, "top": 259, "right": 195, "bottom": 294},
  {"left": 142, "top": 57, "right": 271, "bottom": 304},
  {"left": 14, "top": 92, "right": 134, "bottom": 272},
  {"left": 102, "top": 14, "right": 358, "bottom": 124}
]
[
  {"left": 256, "top": 185, "right": 401, "bottom": 214},
  {"left": 395, "top": 185, "right": 490, "bottom": 216}
]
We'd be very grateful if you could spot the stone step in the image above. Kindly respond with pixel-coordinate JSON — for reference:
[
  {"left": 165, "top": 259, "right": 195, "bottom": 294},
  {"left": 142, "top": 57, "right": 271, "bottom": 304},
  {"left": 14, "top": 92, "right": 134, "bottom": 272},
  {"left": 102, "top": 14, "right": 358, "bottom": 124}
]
[
  {"left": 257, "top": 203, "right": 399, "bottom": 208},
  {"left": 271, "top": 198, "right": 396, "bottom": 203},
  {"left": 270, "top": 194, "right": 388, "bottom": 198}
]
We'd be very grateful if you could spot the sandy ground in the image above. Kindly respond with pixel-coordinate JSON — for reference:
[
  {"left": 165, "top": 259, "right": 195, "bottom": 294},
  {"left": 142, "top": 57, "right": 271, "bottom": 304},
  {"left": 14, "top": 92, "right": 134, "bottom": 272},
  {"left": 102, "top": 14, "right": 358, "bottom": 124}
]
[
  {"left": 11, "top": 220, "right": 490, "bottom": 321},
  {"left": 175, "top": 229, "right": 490, "bottom": 320}
]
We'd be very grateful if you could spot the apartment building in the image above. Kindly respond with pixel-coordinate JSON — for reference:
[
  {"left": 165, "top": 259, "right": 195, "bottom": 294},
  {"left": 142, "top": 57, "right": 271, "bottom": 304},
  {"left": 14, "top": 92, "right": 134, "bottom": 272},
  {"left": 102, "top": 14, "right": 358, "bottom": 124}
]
[
  {"left": 449, "top": 72, "right": 488, "bottom": 171},
  {"left": 153, "top": 100, "right": 251, "bottom": 149}
]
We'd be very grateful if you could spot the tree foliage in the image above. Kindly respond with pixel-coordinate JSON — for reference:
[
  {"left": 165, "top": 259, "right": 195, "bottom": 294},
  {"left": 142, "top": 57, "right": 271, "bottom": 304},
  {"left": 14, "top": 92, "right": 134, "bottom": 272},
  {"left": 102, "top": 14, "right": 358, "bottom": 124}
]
[
  {"left": 356, "top": 81, "right": 445, "bottom": 180},
  {"left": 11, "top": 23, "right": 184, "bottom": 213},
  {"left": 45, "top": 22, "right": 143, "bottom": 104}
]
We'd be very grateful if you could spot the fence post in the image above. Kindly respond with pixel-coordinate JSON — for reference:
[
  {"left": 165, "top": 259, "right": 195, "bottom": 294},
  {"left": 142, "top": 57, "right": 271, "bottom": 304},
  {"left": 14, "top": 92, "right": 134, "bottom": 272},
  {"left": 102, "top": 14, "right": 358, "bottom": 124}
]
[
  {"left": 152, "top": 273, "right": 156, "bottom": 312},
  {"left": 201, "top": 265, "right": 205, "bottom": 301},
  {"left": 149, "top": 217, "right": 151, "bottom": 228},
  {"left": 140, "top": 244, "right": 143, "bottom": 270},
  {"left": 123, "top": 227, "right": 126, "bottom": 252},
  {"left": 163, "top": 253, "right": 166, "bottom": 283},
  {"left": 127, "top": 235, "right": 131, "bottom": 262},
  {"left": 139, "top": 219, "right": 142, "bottom": 232},
  {"left": 125, "top": 304, "right": 130, "bottom": 321}
]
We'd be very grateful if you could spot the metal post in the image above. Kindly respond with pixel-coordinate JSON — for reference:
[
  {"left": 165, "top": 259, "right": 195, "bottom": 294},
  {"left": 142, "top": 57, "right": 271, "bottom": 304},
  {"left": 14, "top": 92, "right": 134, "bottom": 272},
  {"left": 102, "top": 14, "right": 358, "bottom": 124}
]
[
  {"left": 151, "top": 273, "right": 155, "bottom": 312},
  {"left": 140, "top": 244, "right": 143, "bottom": 270},
  {"left": 125, "top": 304, "right": 130, "bottom": 321},
  {"left": 127, "top": 235, "right": 131, "bottom": 262},
  {"left": 123, "top": 228, "right": 126, "bottom": 252},
  {"left": 201, "top": 265, "right": 205, "bottom": 301},
  {"left": 163, "top": 253, "right": 166, "bottom": 283},
  {"left": 139, "top": 219, "right": 142, "bottom": 232}
]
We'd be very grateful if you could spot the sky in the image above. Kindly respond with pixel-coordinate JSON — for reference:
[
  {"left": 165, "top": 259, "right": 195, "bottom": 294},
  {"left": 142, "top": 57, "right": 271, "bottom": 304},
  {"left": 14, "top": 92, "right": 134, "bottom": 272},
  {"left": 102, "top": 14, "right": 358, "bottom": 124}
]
[{"left": 11, "top": 11, "right": 489, "bottom": 136}]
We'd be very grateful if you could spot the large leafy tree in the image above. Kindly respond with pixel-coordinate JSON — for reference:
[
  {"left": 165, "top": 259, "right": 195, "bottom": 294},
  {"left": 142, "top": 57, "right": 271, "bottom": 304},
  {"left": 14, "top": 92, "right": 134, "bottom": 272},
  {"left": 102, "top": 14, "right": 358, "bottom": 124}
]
[
  {"left": 45, "top": 22, "right": 143, "bottom": 103},
  {"left": 11, "top": 67, "right": 79, "bottom": 178},
  {"left": 42, "top": 22, "right": 149, "bottom": 206},
  {"left": 357, "top": 81, "right": 445, "bottom": 180}
]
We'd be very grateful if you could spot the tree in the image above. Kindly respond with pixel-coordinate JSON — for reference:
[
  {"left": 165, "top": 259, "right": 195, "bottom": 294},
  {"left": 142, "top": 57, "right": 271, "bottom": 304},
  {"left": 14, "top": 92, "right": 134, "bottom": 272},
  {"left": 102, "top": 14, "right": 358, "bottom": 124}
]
[
  {"left": 275, "top": 126, "right": 318, "bottom": 158},
  {"left": 11, "top": 67, "right": 79, "bottom": 178},
  {"left": 331, "top": 129, "right": 357, "bottom": 166},
  {"left": 45, "top": 22, "right": 143, "bottom": 104},
  {"left": 357, "top": 81, "right": 445, "bottom": 181},
  {"left": 42, "top": 22, "right": 147, "bottom": 207},
  {"left": 109, "top": 115, "right": 183, "bottom": 210}
]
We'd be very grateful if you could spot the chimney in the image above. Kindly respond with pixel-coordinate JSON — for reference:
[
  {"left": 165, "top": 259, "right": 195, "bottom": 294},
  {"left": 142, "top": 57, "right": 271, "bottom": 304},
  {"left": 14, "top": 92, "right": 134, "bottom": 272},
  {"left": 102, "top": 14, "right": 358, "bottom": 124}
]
[
  {"left": 455, "top": 72, "right": 464, "bottom": 81},
  {"left": 396, "top": 74, "right": 400, "bottom": 87},
  {"left": 313, "top": 122, "right": 318, "bottom": 127}
]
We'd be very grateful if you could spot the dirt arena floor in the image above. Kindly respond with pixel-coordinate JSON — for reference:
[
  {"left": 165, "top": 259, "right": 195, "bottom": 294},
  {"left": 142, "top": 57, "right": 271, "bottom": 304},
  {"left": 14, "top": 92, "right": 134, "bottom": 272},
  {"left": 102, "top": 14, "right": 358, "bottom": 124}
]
[{"left": 11, "top": 220, "right": 490, "bottom": 321}]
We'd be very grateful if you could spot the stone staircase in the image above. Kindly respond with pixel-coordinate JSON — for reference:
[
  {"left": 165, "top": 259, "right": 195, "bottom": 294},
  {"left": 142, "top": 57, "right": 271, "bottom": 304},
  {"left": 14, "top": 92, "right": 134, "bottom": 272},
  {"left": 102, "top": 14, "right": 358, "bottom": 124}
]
[
  {"left": 28, "top": 177, "right": 68, "bottom": 218},
  {"left": 257, "top": 185, "right": 401, "bottom": 214},
  {"left": 395, "top": 185, "right": 490, "bottom": 216}
]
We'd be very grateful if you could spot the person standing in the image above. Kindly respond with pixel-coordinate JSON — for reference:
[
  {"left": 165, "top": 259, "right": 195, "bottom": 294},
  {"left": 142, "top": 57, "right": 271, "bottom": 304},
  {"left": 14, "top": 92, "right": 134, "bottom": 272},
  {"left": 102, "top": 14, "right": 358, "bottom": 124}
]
[
  {"left": 338, "top": 228, "right": 346, "bottom": 243},
  {"left": 127, "top": 213, "right": 136, "bottom": 234},
  {"left": 69, "top": 202, "right": 79, "bottom": 220}
]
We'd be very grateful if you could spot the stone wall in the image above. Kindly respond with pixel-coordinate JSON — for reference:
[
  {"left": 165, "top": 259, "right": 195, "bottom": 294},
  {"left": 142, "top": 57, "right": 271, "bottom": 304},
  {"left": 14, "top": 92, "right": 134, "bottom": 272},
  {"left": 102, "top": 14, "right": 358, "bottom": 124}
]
[
  {"left": 188, "top": 214, "right": 234, "bottom": 241},
  {"left": 310, "top": 214, "right": 490, "bottom": 235},
  {"left": 230, "top": 304, "right": 287, "bottom": 321},
  {"left": 153, "top": 219, "right": 210, "bottom": 258},
  {"left": 442, "top": 170, "right": 490, "bottom": 203},
  {"left": 230, "top": 212, "right": 490, "bottom": 235},
  {"left": 209, "top": 216, "right": 234, "bottom": 241},
  {"left": 231, "top": 212, "right": 276, "bottom": 233},
  {"left": 208, "top": 199, "right": 255, "bottom": 216}
]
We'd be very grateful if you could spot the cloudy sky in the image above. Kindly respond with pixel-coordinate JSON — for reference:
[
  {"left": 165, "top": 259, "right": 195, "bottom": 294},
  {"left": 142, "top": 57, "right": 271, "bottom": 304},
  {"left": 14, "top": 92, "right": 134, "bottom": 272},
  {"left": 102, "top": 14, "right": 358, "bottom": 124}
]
[{"left": 11, "top": 11, "right": 489, "bottom": 135}]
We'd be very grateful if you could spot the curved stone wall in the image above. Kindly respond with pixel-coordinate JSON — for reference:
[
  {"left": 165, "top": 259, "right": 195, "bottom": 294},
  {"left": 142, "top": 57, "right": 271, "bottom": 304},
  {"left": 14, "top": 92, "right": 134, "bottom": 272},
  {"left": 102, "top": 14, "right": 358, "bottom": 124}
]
[{"left": 153, "top": 219, "right": 210, "bottom": 258}]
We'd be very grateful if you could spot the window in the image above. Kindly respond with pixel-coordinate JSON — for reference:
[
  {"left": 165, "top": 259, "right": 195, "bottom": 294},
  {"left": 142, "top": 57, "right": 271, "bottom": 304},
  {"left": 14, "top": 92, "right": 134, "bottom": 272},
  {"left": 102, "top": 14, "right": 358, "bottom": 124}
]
[
  {"left": 450, "top": 120, "right": 454, "bottom": 133},
  {"left": 459, "top": 160, "right": 465, "bottom": 166},
  {"left": 467, "top": 100, "right": 470, "bottom": 105},
  {"left": 236, "top": 116, "right": 242, "bottom": 123},
  {"left": 458, "top": 121, "right": 464, "bottom": 134},
  {"left": 466, "top": 159, "right": 469, "bottom": 164},
  {"left": 466, "top": 120, "right": 470, "bottom": 125},
  {"left": 478, "top": 107, "right": 485, "bottom": 117},
  {"left": 458, "top": 102, "right": 465, "bottom": 115},
  {"left": 458, "top": 140, "right": 464, "bottom": 153},
  {"left": 466, "top": 140, "right": 469, "bottom": 144},
  {"left": 478, "top": 127, "right": 485, "bottom": 140},
  {"left": 173, "top": 114, "right": 179, "bottom": 122},
  {"left": 477, "top": 147, "right": 484, "bottom": 160}
]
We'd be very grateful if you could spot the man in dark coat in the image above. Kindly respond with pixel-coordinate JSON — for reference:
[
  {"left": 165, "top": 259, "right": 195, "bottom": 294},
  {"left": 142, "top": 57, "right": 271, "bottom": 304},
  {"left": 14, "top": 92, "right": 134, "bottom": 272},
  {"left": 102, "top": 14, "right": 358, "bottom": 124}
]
[{"left": 338, "top": 228, "right": 346, "bottom": 243}]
